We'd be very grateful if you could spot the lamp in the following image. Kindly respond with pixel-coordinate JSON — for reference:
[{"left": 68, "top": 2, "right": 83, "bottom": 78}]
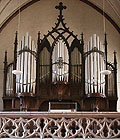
[
  {"left": 100, "top": 70, "right": 111, "bottom": 75},
  {"left": 12, "top": 70, "right": 23, "bottom": 75}
]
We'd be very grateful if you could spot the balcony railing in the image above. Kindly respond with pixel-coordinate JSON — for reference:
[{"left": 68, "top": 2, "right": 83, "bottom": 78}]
[{"left": 0, "top": 112, "right": 120, "bottom": 139}]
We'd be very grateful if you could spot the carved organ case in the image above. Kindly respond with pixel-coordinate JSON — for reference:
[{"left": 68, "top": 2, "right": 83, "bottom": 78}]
[{"left": 3, "top": 2, "right": 118, "bottom": 111}]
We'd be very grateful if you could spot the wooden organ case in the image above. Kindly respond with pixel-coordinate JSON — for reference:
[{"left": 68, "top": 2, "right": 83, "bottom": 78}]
[{"left": 3, "top": 2, "right": 118, "bottom": 111}]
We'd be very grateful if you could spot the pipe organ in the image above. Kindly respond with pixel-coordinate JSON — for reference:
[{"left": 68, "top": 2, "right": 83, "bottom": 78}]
[{"left": 3, "top": 2, "right": 118, "bottom": 111}]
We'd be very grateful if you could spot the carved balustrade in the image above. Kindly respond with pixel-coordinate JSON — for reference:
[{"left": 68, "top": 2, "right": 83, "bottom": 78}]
[{"left": 0, "top": 112, "right": 120, "bottom": 139}]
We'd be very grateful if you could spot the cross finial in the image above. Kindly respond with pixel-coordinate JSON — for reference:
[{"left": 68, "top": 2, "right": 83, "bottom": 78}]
[{"left": 55, "top": 2, "right": 66, "bottom": 16}]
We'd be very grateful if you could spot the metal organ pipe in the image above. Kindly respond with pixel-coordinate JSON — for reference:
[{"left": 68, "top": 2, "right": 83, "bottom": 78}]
[
  {"left": 23, "top": 36, "right": 26, "bottom": 93},
  {"left": 93, "top": 34, "right": 97, "bottom": 47},
  {"left": 86, "top": 41, "right": 89, "bottom": 94},
  {"left": 31, "top": 41, "right": 34, "bottom": 92},
  {"left": 20, "top": 41, "right": 22, "bottom": 93},
  {"left": 97, "top": 37, "right": 100, "bottom": 92},
  {"left": 63, "top": 42, "right": 66, "bottom": 77},
  {"left": 90, "top": 37, "right": 93, "bottom": 93},
  {"left": 96, "top": 37, "right": 99, "bottom": 92},
  {"left": 25, "top": 32, "right": 28, "bottom": 48},
  {"left": 30, "top": 37, "right": 32, "bottom": 92},
  {"left": 89, "top": 41, "right": 91, "bottom": 93},
  {"left": 28, "top": 36, "right": 31, "bottom": 92},
  {"left": 33, "top": 41, "right": 36, "bottom": 93},
  {"left": 94, "top": 51, "right": 97, "bottom": 92},
  {"left": 85, "top": 43, "right": 88, "bottom": 94}
]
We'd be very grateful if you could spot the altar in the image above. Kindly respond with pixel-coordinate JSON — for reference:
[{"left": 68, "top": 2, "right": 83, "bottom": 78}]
[{"left": 49, "top": 102, "right": 77, "bottom": 112}]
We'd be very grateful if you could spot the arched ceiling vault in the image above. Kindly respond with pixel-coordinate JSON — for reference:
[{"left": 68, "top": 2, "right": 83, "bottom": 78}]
[{"left": 0, "top": 0, "right": 120, "bottom": 33}]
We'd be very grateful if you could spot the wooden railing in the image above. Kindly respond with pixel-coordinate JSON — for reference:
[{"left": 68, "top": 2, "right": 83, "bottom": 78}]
[{"left": 0, "top": 112, "right": 120, "bottom": 139}]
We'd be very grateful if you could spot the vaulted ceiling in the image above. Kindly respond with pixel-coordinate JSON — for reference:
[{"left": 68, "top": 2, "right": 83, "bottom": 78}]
[{"left": 0, "top": 0, "right": 120, "bottom": 32}]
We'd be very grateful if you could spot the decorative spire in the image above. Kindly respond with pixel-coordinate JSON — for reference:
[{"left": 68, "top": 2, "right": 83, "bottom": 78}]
[
  {"left": 37, "top": 31, "right": 41, "bottom": 52},
  {"left": 80, "top": 32, "right": 84, "bottom": 46},
  {"left": 14, "top": 31, "right": 18, "bottom": 60},
  {"left": 4, "top": 51, "right": 7, "bottom": 65},
  {"left": 37, "top": 31, "right": 40, "bottom": 43},
  {"left": 114, "top": 51, "right": 117, "bottom": 66},
  {"left": 3, "top": 51, "right": 8, "bottom": 97},
  {"left": 55, "top": 2, "right": 66, "bottom": 17},
  {"left": 104, "top": 33, "right": 107, "bottom": 45},
  {"left": 14, "top": 31, "right": 18, "bottom": 45},
  {"left": 81, "top": 32, "right": 84, "bottom": 41}
]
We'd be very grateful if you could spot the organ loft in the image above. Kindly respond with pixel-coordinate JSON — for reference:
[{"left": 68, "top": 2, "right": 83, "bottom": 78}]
[{"left": 3, "top": 2, "right": 118, "bottom": 112}]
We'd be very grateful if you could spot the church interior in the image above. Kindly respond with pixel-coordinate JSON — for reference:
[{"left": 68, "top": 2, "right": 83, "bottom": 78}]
[{"left": 0, "top": 0, "right": 120, "bottom": 139}]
